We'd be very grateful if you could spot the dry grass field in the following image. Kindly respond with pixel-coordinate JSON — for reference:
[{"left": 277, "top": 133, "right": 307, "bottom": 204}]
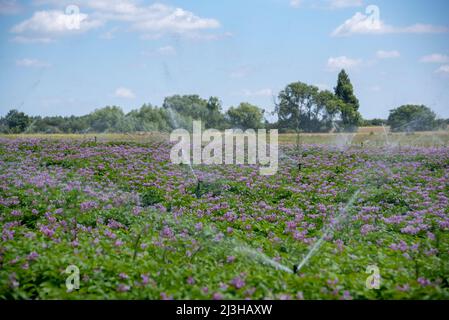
[{"left": 2, "top": 127, "right": 447, "bottom": 147}]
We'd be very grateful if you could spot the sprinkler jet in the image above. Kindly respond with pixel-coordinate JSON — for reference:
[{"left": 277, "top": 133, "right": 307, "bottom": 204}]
[{"left": 170, "top": 121, "right": 279, "bottom": 176}]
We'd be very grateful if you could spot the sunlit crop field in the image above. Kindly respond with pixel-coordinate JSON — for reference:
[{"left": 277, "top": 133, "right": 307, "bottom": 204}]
[
  {"left": 2, "top": 127, "right": 448, "bottom": 147},
  {"left": 1, "top": 131, "right": 448, "bottom": 299},
  {"left": 279, "top": 128, "right": 449, "bottom": 147}
]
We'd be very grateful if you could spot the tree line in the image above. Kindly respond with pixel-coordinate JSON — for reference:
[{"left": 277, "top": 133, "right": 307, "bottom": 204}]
[
  {"left": 0, "top": 98, "right": 266, "bottom": 134},
  {"left": 1, "top": 70, "right": 447, "bottom": 134}
]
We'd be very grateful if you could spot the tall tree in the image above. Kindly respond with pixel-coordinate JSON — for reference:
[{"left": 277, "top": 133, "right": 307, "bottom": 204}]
[{"left": 334, "top": 69, "right": 362, "bottom": 131}]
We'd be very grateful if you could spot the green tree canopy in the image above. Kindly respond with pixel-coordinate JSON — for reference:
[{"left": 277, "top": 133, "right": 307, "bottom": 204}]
[
  {"left": 126, "top": 104, "right": 171, "bottom": 132},
  {"left": 88, "top": 106, "right": 127, "bottom": 133},
  {"left": 163, "top": 95, "right": 207, "bottom": 121},
  {"left": 226, "top": 102, "right": 265, "bottom": 130},
  {"left": 388, "top": 105, "right": 438, "bottom": 132},
  {"left": 206, "top": 97, "right": 226, "bottom": 129},
  {"left": 275, "top": 82, "right": 343, "bottom": 133},
  {"left": 162, "top": 95, "right": 225, "bottom": 129},
  {"left": 4, "top": 109, "right": 30, "bottom": 133}
]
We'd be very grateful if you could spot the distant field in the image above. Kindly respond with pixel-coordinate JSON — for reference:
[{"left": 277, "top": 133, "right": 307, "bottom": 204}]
[
  {"left": 278, "top": 128, "right": 449, "bottom": 147},
  {"left": 1, "top": 127, "right": 448, "bottom": 147}
]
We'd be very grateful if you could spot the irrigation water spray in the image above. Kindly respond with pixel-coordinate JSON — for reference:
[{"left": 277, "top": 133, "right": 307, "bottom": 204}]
[
  {"left": 234, "top": 245, "right": 293, "bottom": 274},
  {"left": 290, "top": 121, "right": 432, "bottom": 274},
  {"left": 166, "top": 107, "right": 199, "bottom": 182},
  {"left": 293, "top": 190, "right": 361, "bottom": 274},
  {"left": 164, "top": 106, "right": 295, "bottom": 274}
]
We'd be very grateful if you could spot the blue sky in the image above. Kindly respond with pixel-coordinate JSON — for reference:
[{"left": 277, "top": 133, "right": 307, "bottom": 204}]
[{"left": 0, "top": 0, "right": 448, "bottom": 120}]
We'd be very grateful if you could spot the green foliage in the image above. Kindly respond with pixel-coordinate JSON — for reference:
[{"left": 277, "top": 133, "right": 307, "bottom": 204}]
[
  {"left": 3, "top": 109, "right": 30, "bottom": 133},
  {"left": 335, "top": 70, "right": 359, "bottom": 109},
  {"left": 140, "top": 187, "right": 165, "bottom": 207},
  {"left": 126, "top": 104, "right": 171, "bottom": 132},
  {"left": 0, "top": 72, "right": 365, "bottom": 135},
  {"left": 276, "top": 82, "right": 317, "bottom": 132},
  {"left": 0, "top": 72, "right": 367, "bottom": 135},
  {"left": 334, "top": 70, "right": 362, "bottom": 131},
  {"left": 363, "top": 119, "right": 388, "bottom": 126},
  {"left": 0, "top": 96, "right": 226, "bottom": 134},
  {"left": 206, "top": 97, "right": 226, "bottom": 129},
  {"left": 226, "top": 102, "right": 265, "bottom": 130},
  {"left": 190, "top": 179, "right": 229, "bottom": 198},
  {"left": 388, "top": 105, "right": 439, "bottom": 132},
  {"left": 88, "top": 106, "right": 127, "bottom": 133},
  {"left": 163, "top": 95, "right": 226, "bottom": 130},
  {"left": 275, "top": 82, "right": 350, "bottom": 133}
]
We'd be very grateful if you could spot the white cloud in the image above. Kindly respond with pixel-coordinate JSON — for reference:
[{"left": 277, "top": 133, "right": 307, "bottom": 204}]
[
  {"left": 420, "top": 54, "right": 449, "bottom": 63},
  {"left": 127, "top": 4, "right": 220, "bottom": 35},
  {"left": 16, "top": 58, "right": 50, "bottom": 67},
  {"left": 14, "top": 2, "right": 221, "bottom": 42},
  {"left": 242, "top": 88, "right": 273, "bottom": 97},
  {"left": 11, "top": 10, "right": 103, "bottom": 41},
  {"left": 369, "top": 85, "right": 381, "bottom": 92},
  {"left": 332, "top": 11, "right": 449, "bottom": 37},
  {"left": 82, "top": 1, "right": 220, "bottom": 35},
  {"left": 157, "top": 45, "right": 176, "bottom": 55},
  {"left": 32, "top": 0, "right": 141, "bottom": 13},
  {"left": 332, "top": 12, "right": 383, "bottom": 36},
  {"left": 114, "top": 87, "right": 136, "bottom": 99},
  {"left": 435, "top": 65, "right": 449, "bottom": 74},
  {"left": 289, "top": 0, "right": 301, "bottom": 8},
  {"left": 81, "top": 0, "right": 140, "bottom": 14},
  {"left": 376, "top": 50, "right": 400, "bottom": 59},
  {"left": 327, "top": 56, "right": 362, "bottom": 71},
  {"left": 328, "top": 0, "right": 363, "bottom": 9}
]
